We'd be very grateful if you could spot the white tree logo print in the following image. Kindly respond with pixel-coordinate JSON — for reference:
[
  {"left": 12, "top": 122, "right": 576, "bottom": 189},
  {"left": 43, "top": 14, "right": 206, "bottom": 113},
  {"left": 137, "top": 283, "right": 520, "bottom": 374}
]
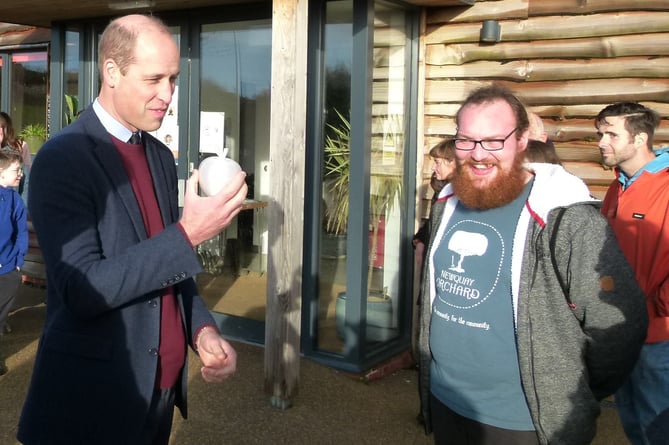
[{"left": 448, "top": 230, "right": 489, "bottom": 273}]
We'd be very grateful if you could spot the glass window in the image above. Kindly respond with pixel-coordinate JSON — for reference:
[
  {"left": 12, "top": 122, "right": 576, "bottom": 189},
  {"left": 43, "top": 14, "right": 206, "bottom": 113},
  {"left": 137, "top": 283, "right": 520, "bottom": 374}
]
[
  {"left": 197, "top": 20, "right": 272, "bottom": 323},
  {"left": 0, "top": 57, "right": 3, "bottom": 105},
  {"left": 11, "top": 51, "right": 47, "bottom": 132},
  {"left": 64, "top": 30, "right": 81, "bottom": 125},
  {"left": 367, "top": 0, "right": 409, "bottom": 345},
  {"left": 318, "top": 0, "right": 353, "bottom": 353},
  {"left": 317, "top": 0, "right": 411, "bottom": 354}
]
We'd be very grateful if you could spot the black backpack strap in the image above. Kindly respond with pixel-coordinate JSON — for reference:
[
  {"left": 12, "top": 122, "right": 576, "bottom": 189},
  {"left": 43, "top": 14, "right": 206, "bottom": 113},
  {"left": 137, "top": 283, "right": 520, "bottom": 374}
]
[{"left": 549, "top": 207, "right": 574, "bottom": 307}]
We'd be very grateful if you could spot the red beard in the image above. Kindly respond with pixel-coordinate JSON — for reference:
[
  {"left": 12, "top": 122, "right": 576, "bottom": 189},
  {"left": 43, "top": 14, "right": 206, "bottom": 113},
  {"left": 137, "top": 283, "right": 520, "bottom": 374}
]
[{"left": 451, "top": 154, "right": 527, "bottom": 210}]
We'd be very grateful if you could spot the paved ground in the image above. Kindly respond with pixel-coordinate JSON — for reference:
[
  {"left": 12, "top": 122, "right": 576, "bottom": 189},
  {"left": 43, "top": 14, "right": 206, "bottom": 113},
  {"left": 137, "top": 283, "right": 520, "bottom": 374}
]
[{"left": 0, "top": 283, "right": 629, "bottom": 445}]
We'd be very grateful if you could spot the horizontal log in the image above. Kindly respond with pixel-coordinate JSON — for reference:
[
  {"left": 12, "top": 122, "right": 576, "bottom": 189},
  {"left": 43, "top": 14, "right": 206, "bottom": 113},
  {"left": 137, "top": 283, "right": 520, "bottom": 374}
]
[
  {"left": 424, "top": 79, "right": 669, "bottom": 105},
  {"left": 424, "top": 115, "right": 669, "bottom": 142},
  {"left": 423, "top": 0, "right": 669, "bottom": 22},
  {"left": 373, "top": 29, "right": 416, "bottom": 50},
  {"left": 425, "top": 33, "right": 669, "bottom": 65},
  {"left": 529, "top": 0, "right": 669, "bottom": 16},
  {"left": 589, "top": 188, "right": 609, "bottom": 201},
  {"left": 371, "top": 80, "right": 405, "bottom": 104},
  {"left": 411, "top": 0, "right": 476, "bottom": 7},
  {"left": 425, "top": 56, "right": 669, "bottom": 81},
  {"left": 427, "top": 0, "right": 528, "bottom": 23},
  {"left": 564, "top": 161, "right": 616, "bottom": 186},
  {"left": 527, "top": 102, "right": 669, "bottom": 119},
  {"left": 426, "top": 11, "right": 669, "bottom": 44},
  {"left": 555, "top": 144, "right": 603, "bottom": 163},
  {"left": 542, "top": 119, "right": 669, "bottom": 142},
  {"left": 424, "top": 118, "right": 457, "bottom": 136},
  {"left": 424, "top": 102, "right": 669, "bottom": 119},
  {"left": 519, "top": 79, "right": 669, "bottom": 106}
]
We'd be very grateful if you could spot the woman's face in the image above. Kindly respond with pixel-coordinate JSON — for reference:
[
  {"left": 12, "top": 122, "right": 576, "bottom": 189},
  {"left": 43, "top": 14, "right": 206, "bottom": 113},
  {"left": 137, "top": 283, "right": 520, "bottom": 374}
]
[{"left": 432, "top": 157, "right": 456, "bottom": 181}]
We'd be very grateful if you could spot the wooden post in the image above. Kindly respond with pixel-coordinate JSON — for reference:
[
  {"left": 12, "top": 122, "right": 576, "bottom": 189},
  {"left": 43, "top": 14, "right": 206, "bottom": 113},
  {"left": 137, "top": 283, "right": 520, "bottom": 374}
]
[{"left": 264, "top": 0, "right": 308, "bottom": 409}]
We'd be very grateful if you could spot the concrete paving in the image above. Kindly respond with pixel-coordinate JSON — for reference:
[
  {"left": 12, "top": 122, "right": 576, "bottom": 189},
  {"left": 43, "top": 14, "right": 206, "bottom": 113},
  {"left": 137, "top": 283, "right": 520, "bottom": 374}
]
[{"left": 0, "top": 283, "right": 629, "bottom": 444}]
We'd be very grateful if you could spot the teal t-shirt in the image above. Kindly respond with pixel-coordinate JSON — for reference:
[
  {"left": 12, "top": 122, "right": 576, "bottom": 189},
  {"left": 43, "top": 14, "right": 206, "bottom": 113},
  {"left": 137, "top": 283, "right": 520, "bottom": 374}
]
[{"left": 430, "top": 179, "right": 535, "bottom": 431}]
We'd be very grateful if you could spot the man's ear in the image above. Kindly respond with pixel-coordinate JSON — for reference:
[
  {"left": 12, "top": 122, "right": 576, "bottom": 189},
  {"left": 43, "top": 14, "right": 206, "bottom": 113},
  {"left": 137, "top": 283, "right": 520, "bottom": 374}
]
[
  {"left": 102, "top": 59, "right": 120, "bottom": 87},
  {"left": 518, "top": 128, "right": 530, "bottom": 153},
  {"left": 635, "top": 132, "right": 649, "bottom": 148}
]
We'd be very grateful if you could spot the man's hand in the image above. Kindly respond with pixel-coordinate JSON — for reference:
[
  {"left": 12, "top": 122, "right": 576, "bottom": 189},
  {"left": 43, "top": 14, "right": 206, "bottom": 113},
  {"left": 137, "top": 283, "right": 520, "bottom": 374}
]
[
  {"left": 196, "top": 329, "right": 237, "bottom": 383},
  {"left": 180, "top": 169, "right": 248, "bottom": 246}
]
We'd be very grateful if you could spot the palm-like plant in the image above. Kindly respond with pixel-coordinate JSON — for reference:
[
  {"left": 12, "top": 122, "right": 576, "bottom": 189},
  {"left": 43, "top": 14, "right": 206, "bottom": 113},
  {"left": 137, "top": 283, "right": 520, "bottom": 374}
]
[
  {"left": 20, "top": 123, "right": 48, "bottom": 155},
  {"left": 323, "top": 109, "right": 403, "bottom": 295},
  {"left": 323, "top": 109, "right": 351, "bottom": 236},
  {"left": 64, "top": 94, "right": 80, "bottom": 125}
]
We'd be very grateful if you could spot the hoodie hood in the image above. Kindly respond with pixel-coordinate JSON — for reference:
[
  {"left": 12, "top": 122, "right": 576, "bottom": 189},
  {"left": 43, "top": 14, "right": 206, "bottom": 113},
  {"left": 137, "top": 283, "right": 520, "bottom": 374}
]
[{"left": 524, "top": 162, "right": 598, "bottom": 223}]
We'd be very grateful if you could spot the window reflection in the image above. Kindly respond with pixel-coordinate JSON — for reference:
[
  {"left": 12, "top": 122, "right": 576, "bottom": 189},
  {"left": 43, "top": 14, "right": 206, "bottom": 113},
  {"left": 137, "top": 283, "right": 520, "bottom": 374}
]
[
  {"left": 11, "top": 51, "right": 47, "bottom": 133},
  {"left": 197, "top": 21, "right": 272, "bottom": 323},
  {"left": 318, "top": 0, "right": 409, "bottom": 353},
  {"left": 64, "top": 30, "right": 80, "bottom": 126}
]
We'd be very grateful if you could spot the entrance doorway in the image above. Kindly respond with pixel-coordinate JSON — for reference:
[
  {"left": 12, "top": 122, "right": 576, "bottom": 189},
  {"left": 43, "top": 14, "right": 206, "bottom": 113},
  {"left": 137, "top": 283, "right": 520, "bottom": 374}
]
[{"left": 189, "top": 19, "right": 272, "bottom": 342}]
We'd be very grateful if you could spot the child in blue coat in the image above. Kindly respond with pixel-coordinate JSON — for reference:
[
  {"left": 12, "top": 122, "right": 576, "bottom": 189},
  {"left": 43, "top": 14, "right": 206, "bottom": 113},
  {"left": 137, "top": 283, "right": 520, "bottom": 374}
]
[{"left": 0, "top": 150, "right": 27, "bottom": 375}]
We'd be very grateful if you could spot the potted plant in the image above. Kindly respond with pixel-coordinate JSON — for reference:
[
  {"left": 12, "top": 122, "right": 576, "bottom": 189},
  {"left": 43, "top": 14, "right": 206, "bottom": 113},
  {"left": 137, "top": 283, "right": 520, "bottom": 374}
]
[
  {"left": 324, "top": 109, "right": 403, "bottom": 341},
  {"left": 322, "top": 109, "right": 350, "bottom": 258},
  {"left": 64, "top": 94, "right": 80, "bottom": 125},
  {"left": 20, "top": 123, "right": 48, "bottom": 155}
]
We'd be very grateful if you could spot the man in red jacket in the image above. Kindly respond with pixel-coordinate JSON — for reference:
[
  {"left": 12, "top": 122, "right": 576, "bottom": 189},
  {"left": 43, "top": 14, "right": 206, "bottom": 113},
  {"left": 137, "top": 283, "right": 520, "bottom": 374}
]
[{"left": 597, "top": 102, "right": 669, "bottom": 445}]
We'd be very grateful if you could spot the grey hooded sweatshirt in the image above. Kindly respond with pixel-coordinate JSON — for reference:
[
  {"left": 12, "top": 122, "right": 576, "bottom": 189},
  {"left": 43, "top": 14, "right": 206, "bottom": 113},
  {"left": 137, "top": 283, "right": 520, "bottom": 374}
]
[{"left": 418, "top": 163, "right": 648, "bottom": 444}]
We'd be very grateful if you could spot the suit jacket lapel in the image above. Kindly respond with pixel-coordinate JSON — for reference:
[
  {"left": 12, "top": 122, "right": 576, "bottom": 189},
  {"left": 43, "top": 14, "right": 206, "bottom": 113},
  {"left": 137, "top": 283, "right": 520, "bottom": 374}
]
[
  {"left": 81, "top": 110, "right": 148, "bottom": 240},
  {"left": 145, "top": 138, "right": 176, "bottom": 227}
]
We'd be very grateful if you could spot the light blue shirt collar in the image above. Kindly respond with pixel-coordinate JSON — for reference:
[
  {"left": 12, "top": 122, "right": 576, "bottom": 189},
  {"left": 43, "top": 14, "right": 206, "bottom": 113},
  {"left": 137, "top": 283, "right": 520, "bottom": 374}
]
[
  {"left": 92, "top": 99, "right": 138, "bottom": 143},
  {"left": 618, "top": 147, "right": 669, "bottom": 190}
]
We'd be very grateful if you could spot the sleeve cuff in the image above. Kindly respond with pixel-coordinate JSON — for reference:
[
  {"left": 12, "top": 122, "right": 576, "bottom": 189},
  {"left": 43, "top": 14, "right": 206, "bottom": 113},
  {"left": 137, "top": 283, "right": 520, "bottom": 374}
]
[{"left": 176, "top": 221, "right": 194, "bottom": 247}]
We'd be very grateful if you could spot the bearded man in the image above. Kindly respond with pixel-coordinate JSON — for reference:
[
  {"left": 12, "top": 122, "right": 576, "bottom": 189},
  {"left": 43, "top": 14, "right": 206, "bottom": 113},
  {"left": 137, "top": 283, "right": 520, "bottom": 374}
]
[{"left": 416, "top": 84, "right": 647, "bottom": 445}]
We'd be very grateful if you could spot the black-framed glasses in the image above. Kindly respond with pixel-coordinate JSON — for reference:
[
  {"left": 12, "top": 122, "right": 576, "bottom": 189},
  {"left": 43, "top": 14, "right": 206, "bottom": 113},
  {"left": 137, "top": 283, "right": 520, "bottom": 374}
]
[{"left": 454, "top": 127, "right": 518, "bottom": 151}]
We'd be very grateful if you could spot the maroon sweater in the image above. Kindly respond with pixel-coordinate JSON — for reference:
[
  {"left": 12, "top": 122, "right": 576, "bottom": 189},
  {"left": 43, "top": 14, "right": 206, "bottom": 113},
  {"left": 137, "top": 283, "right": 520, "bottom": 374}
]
[{"left": 113, "top": 136, "right": 185, "bottom": 389}]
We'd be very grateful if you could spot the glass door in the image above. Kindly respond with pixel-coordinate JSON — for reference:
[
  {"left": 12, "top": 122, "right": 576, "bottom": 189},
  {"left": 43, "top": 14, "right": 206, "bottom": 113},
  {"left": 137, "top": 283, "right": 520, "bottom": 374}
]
[
  {"left": 193, "top": 19, "right": 272, "bottom": 341},
  {"left": 304, "top": 0, "right": 417, "bottom": 371}
]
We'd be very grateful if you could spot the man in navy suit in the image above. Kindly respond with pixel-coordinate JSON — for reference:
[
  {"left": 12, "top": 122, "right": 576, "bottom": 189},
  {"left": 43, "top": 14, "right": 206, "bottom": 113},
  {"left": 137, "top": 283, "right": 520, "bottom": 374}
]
[{"left": 18, "top": 14, "right": 248, "bottom": 444}]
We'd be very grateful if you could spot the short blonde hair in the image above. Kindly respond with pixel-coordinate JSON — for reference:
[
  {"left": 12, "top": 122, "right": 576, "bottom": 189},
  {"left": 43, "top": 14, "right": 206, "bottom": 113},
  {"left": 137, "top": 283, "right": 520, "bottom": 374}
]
[{"left": 98, "top": 15, "right": 171, "bottom": 77}]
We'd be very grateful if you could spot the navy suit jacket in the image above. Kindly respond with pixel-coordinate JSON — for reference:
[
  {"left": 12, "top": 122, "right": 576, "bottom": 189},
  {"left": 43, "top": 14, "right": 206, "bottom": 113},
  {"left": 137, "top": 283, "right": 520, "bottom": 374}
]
[{"left": 18, "top": 108, "right": 215, "bottom": 444}]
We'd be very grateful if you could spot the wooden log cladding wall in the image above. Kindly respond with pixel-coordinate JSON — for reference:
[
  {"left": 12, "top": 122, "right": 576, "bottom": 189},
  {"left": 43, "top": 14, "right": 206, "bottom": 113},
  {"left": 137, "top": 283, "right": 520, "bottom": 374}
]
[{"left": 416, "top": 0, "right": 669, "bottom": 218}]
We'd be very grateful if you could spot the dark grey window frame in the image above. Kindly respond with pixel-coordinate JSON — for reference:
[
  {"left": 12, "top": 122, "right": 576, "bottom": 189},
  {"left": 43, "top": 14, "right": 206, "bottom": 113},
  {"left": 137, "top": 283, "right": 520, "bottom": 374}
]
[{"left": 302, "top": 0, "right": 420, "bottom": 373}]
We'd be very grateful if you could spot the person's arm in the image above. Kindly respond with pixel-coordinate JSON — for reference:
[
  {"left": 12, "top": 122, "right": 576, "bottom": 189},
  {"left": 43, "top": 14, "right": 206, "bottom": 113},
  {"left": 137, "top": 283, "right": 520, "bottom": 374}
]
[
  {"left": 14, "top": 196, "right": 28, "bottom": 266},
  {"left": 413, "top": 221, "right": 429, "bottom": 247},
  {"left": 553, "top": 206, "right": 647, "bottom": 399},
  {"left": 28, "top": 135, "right": 203, "bottom": 319}
]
